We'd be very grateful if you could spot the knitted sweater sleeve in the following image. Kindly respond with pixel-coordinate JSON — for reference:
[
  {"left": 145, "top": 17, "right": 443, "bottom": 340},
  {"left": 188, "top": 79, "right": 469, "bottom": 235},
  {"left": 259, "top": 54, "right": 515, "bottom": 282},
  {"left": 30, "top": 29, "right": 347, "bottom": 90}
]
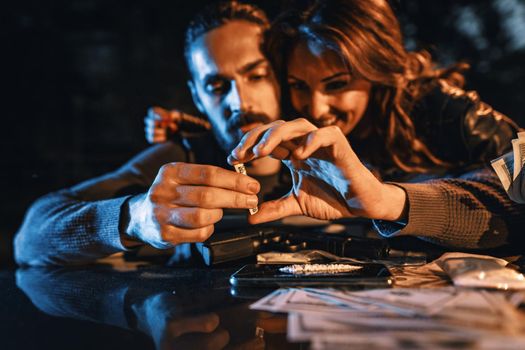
[
  {"left": 14, "top": 143, "right": 188, "bottom": 266},
  {"left": 374, "top": 167, "right": 525, "bottom": 249}
]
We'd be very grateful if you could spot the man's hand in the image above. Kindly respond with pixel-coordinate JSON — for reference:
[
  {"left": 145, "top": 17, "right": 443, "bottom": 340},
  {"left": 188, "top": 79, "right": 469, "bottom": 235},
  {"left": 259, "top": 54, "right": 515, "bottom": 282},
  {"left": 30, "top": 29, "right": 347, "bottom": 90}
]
[
  {"left": 126, "top": 162, "right": 260, "bottom": 248},
  {"left": 228, "top": 118, "right": 407, "bottom": 224}
]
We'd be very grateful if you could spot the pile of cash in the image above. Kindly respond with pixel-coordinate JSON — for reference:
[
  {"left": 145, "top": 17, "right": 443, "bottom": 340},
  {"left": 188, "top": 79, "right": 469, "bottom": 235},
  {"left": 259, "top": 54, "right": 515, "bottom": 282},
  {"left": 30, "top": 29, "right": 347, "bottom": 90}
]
[
  {"left": 251, "top": 287, "right": 525, "bottom": 349},
  {"left": 491, "top": 131, "right": 525, "bottom": 203}
]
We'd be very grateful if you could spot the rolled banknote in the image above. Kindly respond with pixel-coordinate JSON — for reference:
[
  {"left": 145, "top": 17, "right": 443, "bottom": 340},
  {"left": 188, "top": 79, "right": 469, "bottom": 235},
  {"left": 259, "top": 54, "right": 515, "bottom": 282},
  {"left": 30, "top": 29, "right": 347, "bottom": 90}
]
[{"left": 233, "top": 163, "right": 258, "bottom": 215}]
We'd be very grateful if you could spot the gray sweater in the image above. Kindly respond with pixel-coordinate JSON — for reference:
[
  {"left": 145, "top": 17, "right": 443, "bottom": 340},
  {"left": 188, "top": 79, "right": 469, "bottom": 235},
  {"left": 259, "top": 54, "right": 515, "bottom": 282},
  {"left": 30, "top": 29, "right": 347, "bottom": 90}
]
[{"left": 14, "top": 86, "right": 525, "bottom": 266}]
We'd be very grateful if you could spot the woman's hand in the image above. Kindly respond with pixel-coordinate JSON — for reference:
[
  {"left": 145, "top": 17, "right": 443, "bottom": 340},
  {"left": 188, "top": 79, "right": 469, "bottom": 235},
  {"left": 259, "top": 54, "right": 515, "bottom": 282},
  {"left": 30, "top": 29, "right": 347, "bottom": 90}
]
[
  {"left": 228, "top": 118, "right": 407, "bottom": 224},
  {"left": 144, "top": 107, "right": 178, "bottom": 144},
  {"left": 144, "top": 107, "right": 212, "bottom": 144}
]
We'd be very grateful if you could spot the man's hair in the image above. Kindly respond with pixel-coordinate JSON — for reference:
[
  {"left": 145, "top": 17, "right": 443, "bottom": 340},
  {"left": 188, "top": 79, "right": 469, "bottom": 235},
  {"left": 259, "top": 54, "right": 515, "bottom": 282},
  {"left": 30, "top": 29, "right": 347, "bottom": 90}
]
[{"left": 184, "top": 1, "right": 270, "bottom": 75}]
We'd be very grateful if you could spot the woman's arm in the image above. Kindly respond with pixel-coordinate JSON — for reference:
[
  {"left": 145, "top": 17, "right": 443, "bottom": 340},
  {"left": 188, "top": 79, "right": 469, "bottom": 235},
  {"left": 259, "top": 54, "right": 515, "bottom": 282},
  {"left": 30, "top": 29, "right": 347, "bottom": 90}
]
[
  {"left": 374, "top": 167, "right": 525, "bottom": 249},
  {"left": 229, "top": 118, "right": 525, "bottom": 251}
]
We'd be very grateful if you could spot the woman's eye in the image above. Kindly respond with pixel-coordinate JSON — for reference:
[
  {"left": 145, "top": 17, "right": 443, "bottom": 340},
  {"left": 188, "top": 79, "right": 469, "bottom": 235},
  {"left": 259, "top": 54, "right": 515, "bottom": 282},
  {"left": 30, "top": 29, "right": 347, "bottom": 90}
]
[
  {"left": 325, "top": 80, "right": 349, "bottom": 91},
  {"left": 288, "top": 81, "right": 308, "bottom": 91}
]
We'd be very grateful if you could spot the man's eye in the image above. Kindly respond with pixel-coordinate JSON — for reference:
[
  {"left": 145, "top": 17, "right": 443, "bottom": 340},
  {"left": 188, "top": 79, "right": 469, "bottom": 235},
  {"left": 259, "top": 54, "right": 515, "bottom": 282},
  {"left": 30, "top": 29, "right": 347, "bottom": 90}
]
[
  {"left": 325, "top": 80, "right": 349, "bottom": 91},
  {"left": 288, "top": 81, "right": 308, "bottom": 91},
  {"left": 205, "top": 80, "right": 229, "bottom": 95},
  {"left": 248, "top": 73, "right": 267, "bottom": 82},
  {"left": 248, "top": 67, "right": 270, "bottom": 82}
]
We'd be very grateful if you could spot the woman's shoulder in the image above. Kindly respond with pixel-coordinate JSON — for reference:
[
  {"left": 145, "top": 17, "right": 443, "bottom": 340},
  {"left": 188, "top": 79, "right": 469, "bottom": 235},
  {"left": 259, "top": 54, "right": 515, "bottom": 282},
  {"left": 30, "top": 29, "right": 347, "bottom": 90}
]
[
  {"left": 411, "top": 78, "right": 518, "bottom": 165},
  {"left": 412, "top": 79, "right": 481, "bottom": 124}
]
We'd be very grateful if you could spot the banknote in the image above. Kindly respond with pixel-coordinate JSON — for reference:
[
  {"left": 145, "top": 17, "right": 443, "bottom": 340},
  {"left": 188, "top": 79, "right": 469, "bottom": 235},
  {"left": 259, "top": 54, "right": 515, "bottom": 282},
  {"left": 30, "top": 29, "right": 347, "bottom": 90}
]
[
  {"left": 512, "top": 138, "right": 525, "bottom": 180},
  {"left": 491, "top": 132, "right": 525, "bottom": 202},
  {"left": 252, "top": 286, "right": 525, "bottom": 347},
  {"left": 491, "top": 151, "right": 514, "bottom": 191},
  {"left": 233, "top": 163, "right": 258, "bottom": 215}
]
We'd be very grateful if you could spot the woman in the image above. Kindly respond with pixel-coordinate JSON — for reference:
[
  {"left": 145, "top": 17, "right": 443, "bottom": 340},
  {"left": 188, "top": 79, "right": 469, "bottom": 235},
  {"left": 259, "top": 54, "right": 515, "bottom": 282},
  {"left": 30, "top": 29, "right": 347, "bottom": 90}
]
[{"left": 228, "top": 0, "right": 524, "bottom": 250}]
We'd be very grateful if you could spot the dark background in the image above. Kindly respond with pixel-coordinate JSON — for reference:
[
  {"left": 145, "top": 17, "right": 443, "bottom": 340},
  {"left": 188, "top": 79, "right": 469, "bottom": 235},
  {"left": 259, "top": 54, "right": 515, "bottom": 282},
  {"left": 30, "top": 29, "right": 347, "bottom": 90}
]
[{"left": 2, "top": 0, "right": 525, "bottom": 265}]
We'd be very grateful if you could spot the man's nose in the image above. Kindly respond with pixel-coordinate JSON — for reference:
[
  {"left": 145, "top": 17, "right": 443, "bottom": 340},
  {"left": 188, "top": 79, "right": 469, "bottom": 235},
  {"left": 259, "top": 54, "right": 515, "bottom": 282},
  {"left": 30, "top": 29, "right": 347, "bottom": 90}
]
[{"left": 227, "top": 81, "right": 251, "bottom": 114}]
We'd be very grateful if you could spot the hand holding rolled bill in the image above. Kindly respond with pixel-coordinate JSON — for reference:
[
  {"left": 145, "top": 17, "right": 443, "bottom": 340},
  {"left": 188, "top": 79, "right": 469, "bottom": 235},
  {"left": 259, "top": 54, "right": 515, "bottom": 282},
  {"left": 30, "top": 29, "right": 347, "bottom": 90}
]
[
  {"left": 491, "top": 131, "right": 525, "bottom": 203},
  {"left": 144, "top": 106, "right": 211, "bottom": 144}
]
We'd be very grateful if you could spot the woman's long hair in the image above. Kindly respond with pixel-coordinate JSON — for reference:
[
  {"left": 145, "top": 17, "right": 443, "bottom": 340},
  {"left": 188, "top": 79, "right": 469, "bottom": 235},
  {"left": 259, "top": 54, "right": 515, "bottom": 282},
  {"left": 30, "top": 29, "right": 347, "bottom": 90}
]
[{"left": 266, "top": 0, "right": 468, "bottom": 173}]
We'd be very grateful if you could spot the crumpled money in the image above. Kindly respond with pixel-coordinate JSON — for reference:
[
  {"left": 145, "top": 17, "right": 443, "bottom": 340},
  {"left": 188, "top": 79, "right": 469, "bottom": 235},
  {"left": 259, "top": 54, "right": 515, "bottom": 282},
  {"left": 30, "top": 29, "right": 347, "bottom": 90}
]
[{"left": 491, "top": 131, "right": 525, "bottom": 203}]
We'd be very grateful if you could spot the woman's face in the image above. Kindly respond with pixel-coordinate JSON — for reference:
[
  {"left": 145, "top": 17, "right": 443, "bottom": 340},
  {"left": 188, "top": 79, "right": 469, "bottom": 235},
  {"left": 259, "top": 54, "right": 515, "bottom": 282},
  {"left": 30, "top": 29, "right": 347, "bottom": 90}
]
[{"left": 287, "top": 40, "right": 372, "bottom": 136}]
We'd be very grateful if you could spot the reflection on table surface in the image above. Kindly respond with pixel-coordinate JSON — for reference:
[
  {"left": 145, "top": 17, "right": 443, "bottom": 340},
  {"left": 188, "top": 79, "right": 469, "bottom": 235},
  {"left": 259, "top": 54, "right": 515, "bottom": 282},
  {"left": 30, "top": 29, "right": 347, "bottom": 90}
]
[
  {"left": 9, "top": 254, "right": 525, "bottom": 349},
  {"left": 9, "top": 265, "right": 296, "bottom": 350}
]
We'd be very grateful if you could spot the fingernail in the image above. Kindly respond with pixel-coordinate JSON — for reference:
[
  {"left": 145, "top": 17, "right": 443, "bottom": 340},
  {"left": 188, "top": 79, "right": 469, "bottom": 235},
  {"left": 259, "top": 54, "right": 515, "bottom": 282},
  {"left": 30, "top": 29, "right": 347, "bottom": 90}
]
[
  {"left": 247, "top": 196, "right": 258, "bottom": 207},
  {"left": 248, "top": 182, "right": 260, "bottom": 194}
]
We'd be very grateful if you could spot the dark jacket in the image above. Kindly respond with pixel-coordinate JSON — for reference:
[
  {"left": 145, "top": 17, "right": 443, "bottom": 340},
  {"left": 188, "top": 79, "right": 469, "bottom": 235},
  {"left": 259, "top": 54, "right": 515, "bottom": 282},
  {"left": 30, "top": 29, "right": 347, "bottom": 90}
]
[{"left": 14, "top": 83, "right": 525, "bottom": 265}]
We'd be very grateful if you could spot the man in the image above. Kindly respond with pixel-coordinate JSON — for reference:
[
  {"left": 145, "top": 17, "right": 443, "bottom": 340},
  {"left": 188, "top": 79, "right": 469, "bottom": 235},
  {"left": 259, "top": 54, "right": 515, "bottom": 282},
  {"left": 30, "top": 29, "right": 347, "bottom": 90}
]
[
  {"left": 14, "top": 1, "right": 282, "bottom": 265},
  {"left": 16, "top": 1, "right": 525, "bottom": 267}
]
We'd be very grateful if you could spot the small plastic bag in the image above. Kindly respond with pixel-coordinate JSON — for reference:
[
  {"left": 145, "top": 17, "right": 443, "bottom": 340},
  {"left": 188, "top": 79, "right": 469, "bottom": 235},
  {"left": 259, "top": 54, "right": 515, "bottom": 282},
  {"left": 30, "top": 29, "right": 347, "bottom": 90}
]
[{"left": 435, "top": 252, "right": 525, "bottom": 290}]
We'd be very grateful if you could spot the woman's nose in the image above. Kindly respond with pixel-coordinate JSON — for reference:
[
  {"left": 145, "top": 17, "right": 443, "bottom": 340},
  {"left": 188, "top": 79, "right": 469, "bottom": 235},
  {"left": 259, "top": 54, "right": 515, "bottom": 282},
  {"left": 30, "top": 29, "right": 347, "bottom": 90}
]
[{"left": 304, "top": 91, "right": 330, "bottom": 121}]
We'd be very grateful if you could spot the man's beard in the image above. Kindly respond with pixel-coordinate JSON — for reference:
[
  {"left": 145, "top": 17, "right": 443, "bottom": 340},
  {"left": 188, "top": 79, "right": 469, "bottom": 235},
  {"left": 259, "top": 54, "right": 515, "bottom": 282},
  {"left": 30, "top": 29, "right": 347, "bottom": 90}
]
[{"left": 215, "top": 111, "right": 274, "bottom": 154}]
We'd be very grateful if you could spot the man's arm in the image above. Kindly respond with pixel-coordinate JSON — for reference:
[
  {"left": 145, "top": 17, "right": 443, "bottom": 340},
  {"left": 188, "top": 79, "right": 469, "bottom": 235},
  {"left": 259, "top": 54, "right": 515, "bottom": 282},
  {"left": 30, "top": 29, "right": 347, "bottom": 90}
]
[
  {"left": 14, "top": 142, "right": 261, "bottom": 266},
  {"left": 14, "top": 143, "right": 187, "bottom": 266},
  {"left": 14, "top": 189, "right": 134, "bottom": 266}
]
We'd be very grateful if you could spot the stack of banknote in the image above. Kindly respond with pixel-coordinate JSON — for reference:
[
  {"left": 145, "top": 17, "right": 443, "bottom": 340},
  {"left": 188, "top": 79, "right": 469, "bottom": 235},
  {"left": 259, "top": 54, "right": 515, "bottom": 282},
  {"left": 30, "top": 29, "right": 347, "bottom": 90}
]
[
  {"left": 251, "top": 286, "right": 525, "bottom": 349},
  {"left": 491, "top": 131, "right": 525, "bottom": 203}
]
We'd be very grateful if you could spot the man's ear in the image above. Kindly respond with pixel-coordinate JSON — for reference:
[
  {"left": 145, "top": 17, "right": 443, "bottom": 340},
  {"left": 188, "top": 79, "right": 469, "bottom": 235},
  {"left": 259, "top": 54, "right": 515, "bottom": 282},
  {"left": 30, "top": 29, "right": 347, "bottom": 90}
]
[{"left": 188, "top": 80, "right": 206, "bottom": 115}]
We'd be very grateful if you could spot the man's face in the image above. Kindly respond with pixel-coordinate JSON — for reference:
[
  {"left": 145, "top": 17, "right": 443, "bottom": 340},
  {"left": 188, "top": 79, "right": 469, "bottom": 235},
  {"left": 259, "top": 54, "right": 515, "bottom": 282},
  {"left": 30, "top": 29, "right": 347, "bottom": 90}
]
[{"left": 188, "top": 20, "right": 281, "bottom": 153}]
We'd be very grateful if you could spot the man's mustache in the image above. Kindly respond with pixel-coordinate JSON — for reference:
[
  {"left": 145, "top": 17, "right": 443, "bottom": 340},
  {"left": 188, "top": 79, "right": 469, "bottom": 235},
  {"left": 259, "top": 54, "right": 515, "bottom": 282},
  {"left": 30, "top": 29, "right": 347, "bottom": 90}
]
[{"left": 226, "top": 112, "right": 273, "bottom": 133}]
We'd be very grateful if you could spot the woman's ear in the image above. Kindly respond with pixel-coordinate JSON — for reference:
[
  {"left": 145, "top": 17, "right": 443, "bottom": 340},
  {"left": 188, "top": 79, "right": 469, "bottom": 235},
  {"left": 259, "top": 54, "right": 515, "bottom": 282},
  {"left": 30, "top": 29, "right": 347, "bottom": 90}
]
[{"left": 187, "top": 80, "right": 206, "bottom": 115}]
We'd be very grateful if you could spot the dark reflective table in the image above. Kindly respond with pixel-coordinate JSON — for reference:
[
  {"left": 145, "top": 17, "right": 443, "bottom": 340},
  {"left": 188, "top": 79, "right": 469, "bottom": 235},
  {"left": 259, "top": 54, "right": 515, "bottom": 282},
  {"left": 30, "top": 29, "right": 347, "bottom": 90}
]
[{"left": 2, "top": 264, "right": 299, "bottom": 350}]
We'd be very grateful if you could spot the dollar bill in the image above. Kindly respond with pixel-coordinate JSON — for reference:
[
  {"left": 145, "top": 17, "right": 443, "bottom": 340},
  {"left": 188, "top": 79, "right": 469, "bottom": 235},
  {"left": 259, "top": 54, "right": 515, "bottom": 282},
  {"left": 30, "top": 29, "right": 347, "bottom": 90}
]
[
  {"left": 265, "top": 287, "right": 525, "bottom": 347},
  {"left": 512, "top": 139, "right": 525, "bottom": 179},
  {"left": 491, "top": 151, "right": 514, "bottom": 191},
  {"left": 233, "top": 163, "right": 258, "bottom": 215},
  {"left": 490, "top": 132, "right": 525, "bottom": 202}
]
